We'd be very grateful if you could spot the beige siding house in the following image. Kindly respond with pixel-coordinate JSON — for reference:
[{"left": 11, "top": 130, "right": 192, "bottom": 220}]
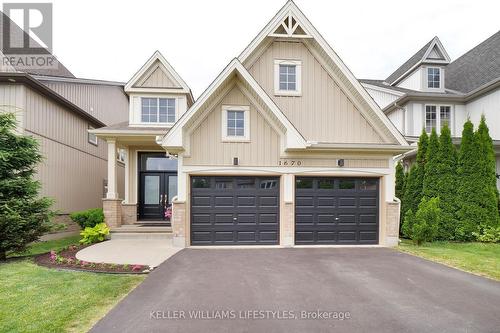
[
  {"left": 0, "top": 13, "right": 129, "bottom": 232},
  {"left": 93, "top": 1, "right": 410, "bottom": 247}
]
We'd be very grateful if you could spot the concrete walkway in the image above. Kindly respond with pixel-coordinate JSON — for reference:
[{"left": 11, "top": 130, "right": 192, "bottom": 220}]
[{"left": 76, "top": 239, "right": 181, "bottom": 268}]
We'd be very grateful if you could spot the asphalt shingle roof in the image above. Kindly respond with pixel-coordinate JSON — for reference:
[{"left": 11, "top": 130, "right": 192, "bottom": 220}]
[
  {"left": 445, "top": 30, "right": 500, "bottom": 93},
  {"left": 385, "top": 39, "right": 433, "bottom": 84}
]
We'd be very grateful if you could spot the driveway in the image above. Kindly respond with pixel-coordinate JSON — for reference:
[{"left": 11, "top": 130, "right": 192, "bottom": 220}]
[{"left": 91, "top": 248, "right": 500, "bottom": 333}]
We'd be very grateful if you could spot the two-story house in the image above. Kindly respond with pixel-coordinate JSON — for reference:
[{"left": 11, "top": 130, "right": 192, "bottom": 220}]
[
  {"left": 361, "top": 32, "right": 500, "bottom": 188},
  {"left": 92, "top": 1, "right": 411, "bottom": 248},
  {"left": 0, "top": 12, "right": 128, "bottom": 235}
]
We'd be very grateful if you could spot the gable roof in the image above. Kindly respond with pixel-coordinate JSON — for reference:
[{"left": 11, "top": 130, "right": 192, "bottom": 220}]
[
  {"left": 161, "top": 58, "right": 307, "bottom": 152},
  {"left": 125, "top": 51, "right": 193, "bottom": 100},
  {"left": 385, "top": 37, "right": 451, "bottom": 85},
  {"left": 0, "top": 13, "right": 74, "bottom": 78},
  {"left": 238, "top": 0, "right": 407, "bottom": 146},
  {"left": 446, "top": 30, "right": 500, "bottom": 93}
]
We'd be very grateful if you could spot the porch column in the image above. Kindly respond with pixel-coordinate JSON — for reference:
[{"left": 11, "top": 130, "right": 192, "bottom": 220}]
[
  {"left": 106, "top": 139, "right": 119, "bottom": 199},
  {"left": 124, "top": 146, "right": 130, "bottom": 203}
]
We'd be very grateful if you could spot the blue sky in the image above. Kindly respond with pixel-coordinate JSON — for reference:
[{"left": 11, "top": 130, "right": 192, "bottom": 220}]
[{"left": 41, "top": 0, "right": 500, "bottom": 97}]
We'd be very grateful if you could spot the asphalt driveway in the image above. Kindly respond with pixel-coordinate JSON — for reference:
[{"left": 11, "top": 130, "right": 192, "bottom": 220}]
[{"left": 91, "top": 248, "right": 500, "bottom": 333}]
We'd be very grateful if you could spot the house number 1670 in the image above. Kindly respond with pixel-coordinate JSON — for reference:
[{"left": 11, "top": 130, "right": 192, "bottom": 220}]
[{"left": 278, "top": 160, "right": 302, "bottom": 166}]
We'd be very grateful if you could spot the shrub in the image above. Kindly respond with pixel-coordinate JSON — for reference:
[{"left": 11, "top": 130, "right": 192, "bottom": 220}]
[
  {"left": 70, "top": 208, "right": 104, "bottom": 229},
  {"left": 404, "top": 198, "right": 441, "bottom": 245},
  {"left": 0, "top": 112, "right": 54, "bottom": 260},
  {"left": 473, "top": 226, "right": 500, "bottom": 243},
  {"left": 80, "top": 222, "right": 110, "bottom": 245}
]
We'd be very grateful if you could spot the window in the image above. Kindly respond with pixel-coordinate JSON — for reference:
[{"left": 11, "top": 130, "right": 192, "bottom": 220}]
[
  {"left": 425, "top": 105, "right": 452, "bottom": 133},
  {"left": 425, "top": 105, "right": 437, "bottom": 132},
  {"left": 427, "top": 67, "right": 440, "bottom": 89},
  {"left": 440, "top": 106, "right": 450, "bottom": 129},
  {"left": 88, "top": 125, "right": 98, "bottom": 145},
  {"left": 227, "top": 111, "right": 245, "bottom": 136},
  {"left": 140, "top": 153, "right": 178, "bottom": 171},
  {"left": 221, "top": 105, "right": 250, "bottom": 141},
  {"left": 295, "top": 178, "right": 313, "bottom": 189},
  {"left": 141, "top": 97, "right": 175, "bottom": 123},
  {"left": 274, "top": 60, "right": 302, "bottom": 96},
  {"left": 339, "top": 180, "right": 355, "bottom": 190}
]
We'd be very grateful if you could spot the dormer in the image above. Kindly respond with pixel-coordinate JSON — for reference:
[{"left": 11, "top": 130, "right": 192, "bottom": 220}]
[
  {"left": 388, "top": 37, "right": 451, "bottom": 93},
  {"left": 125, "top": 51, "right": 193, "bottom": 127}
]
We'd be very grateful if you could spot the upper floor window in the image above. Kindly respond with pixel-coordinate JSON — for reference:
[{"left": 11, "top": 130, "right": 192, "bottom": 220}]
[
  {"left": 425, "top": 105, "right": 451, "bottom": 133},
  {"left": 141, "top": 97, "right": 176, "bottom": 123},
  {"left": 221, "top": 105, "right": 250, "bottom": 141},
  {"left": 274, "top": 60, "right": 302, "bottom": 96},
  {"left": 88, "top": 125, "right": 98, "bottom": 146},
  {"left": 427, "top": 67, "right": 440, "bottom": 89}
]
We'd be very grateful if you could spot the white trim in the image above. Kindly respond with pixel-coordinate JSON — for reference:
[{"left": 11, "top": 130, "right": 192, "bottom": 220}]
[
  {"left": 274, "top": 59, "right": 302, "bottom": 96},
  {"left": 361, "top": 83, "right": 405, "bottom": 97},
  {"left": 423, "top": 66, "right": 445, "bottom": 92},
  {"left": 129, "top": 93, "right": 186, "bottom": 127},
  {"left": 125, "top": 51, "right": 192, "bottom": 99},
  {"left": 237, "top": 1, "right": 408, "bottom": 146},
  {"left": 87, "top": 124, "right": 98, "bottom": 145},
  {"left": 221, "top": 105, "right": 250, "bottom": 142}
]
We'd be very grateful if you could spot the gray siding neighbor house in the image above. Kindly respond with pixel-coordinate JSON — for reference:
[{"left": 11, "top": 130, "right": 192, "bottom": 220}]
[{"left": 0, "top": 13, "right": 128, "bottom": 234}]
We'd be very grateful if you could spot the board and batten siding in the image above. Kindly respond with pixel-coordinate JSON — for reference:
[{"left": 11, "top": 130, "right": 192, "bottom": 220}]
[
  {"left": 363, "top": 86, "right": 400, "bottom": 109},
  {"left": 183, "top": 85, "right": 280, "bottom": 166},
  {"left": 1, "top": 84, "right": 124, "bottom": 213},
  {"left": 247, "top": 41, "right": 384, "bottom": 144},
  {"left": 42, "top": 81, "right": 129, "bottom": 126},
  {"left": 138, "top": 65, "right": 180, "bottom": 88}
]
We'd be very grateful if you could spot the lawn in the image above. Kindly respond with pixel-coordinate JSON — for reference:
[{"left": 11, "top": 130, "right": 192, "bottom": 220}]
[
  {"left": 0, "top": 237, "right": 145, "bottom": 333},
  {"left": 398, "top": 239, "right": 500, "bottom": 280}
]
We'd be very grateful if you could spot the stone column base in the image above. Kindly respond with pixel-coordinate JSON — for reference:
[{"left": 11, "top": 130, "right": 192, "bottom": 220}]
[
  {"left": 281, "top": 202, "right": 294, "bottom": 247},
  {"left": 172, "top": 200, "right": 186, "bottom": 248},
  {"left": 385, "top": 200, "right": 401, "bottom": 246},
  {"left": 121, "top": 204, "right": 137, "bottom": 225},
  {"left": 103, "top": 198, "right": 123, "bottom": 228}
]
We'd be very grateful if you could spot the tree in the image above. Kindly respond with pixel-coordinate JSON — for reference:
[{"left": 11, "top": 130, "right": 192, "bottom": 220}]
[
  {"left": 422, "top": 128, "right": 440, "bottom": 199},
  {"left": 402, "top": 130, "right": 428, "bottom": 217},
  {"left": 434, "top": 124, "right": 458, "bottom": 239},
  {"left": 456, "top": 120, "right": 482, "bottom": 240},
  {"left": 474, "top": 115, "right": 499, "bottom": 231},
  {"left": 402, "top": 197, "right": 441, "bottom": 245},
  {"left": 395, "top": 161, "right": 405, "bottom": 200},
  {"left": 0, "top": 112, "right": 54, "bottom": 260}
]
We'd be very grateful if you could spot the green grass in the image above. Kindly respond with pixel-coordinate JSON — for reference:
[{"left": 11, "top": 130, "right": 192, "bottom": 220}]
[
  {"left": 398, "top": 239, "right": 500, "bottom": 280},
  {"left": 7, "top": 235, "right": 81, "bottom": 258},
  {"left": 0, "top": 237, "right": 145, "bottom": 333}
]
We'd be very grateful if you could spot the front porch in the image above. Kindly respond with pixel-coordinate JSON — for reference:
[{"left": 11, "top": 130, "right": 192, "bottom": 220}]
[{"left": 90, "top": 124, "right": 185, "bottom": 246}]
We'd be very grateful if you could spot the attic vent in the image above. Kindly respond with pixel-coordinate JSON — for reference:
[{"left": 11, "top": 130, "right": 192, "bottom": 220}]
[{"left": 269, "top": 12, "right": 311, "bottom": 38}]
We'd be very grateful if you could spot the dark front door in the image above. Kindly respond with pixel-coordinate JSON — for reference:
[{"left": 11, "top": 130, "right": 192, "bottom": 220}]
[
  {"left": 190, "top": 176, "right": 280, "bottom": 245},
  {"left": 138, "top": 152, "right": 178, "bottom": 221},
  {"left": 295, "top": 177, "right": 379, "bottom": 245},
  {"left": 139, "top": 173, "right": 177, "bottom": 220}
]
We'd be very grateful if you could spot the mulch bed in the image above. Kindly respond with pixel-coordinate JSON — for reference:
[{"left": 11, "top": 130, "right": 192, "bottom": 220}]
[{"left": 34, "top": 244, "right": 151, "bottom": 274}]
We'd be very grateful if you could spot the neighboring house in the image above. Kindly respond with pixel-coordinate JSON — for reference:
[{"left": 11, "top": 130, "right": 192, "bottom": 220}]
[
  {"left": 0, "top": 13, "right": 127, "bottom": 231},
  {"left": 361, "top": 32, "right": 500, "bottom": 188},
  {"left": 92, "top": 1, "right": 411, "bottom": 247}
]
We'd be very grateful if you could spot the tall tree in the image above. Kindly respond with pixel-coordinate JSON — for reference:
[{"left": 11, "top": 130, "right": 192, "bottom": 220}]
[
  {"left": 402, "top": 130, "right": 428, "bottom": 217},
  {"left": 456, "top": 120, "right": 482, "bottom": 240},
  {"left": 475, "top": 115, "right": 499, "bottom": 230},
  {"left": 434, "top": 124, "right": 458, "bottom": 239},
  {"left": 395, "top": 161, "right": 405, "bottom": 200},
  {"left": 0, "top": 113, "right": 54, "bottom": 260},
  {"left": 422, "top": 128, "right": 440, "bottom": 199}
]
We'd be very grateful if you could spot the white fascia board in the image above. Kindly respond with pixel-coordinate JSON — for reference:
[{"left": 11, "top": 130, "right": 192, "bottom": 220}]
[
  {"left": 361, "top": 83, "right": 405, "bottom": 97},
  {"left": 422, "top": 37, "right": 451, "bottom": 63},
  {"left": 238, "top": 1, "right": 408, "bottom": 146},
  {"left": 161, "top": 59, "right": 307, "bottom": 150},
  {"left": 125, "top": 51, "right": 191, "bottom": 93}
]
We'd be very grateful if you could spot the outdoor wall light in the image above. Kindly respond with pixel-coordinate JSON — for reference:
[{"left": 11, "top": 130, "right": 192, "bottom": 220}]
[
  {"left": 337, "top": 159, "right": 344, "bottom": 167},
  {"left": 233, "top": 157, "right": 239, "bottom": 166}
]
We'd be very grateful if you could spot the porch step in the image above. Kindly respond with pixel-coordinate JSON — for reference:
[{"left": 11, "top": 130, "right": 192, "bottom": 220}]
[
  {"left": 110, "top": 225, "right": 173, "bottom": 240},
  {"left": 134, "top": 220, "right": 171, "bottom": 227}
]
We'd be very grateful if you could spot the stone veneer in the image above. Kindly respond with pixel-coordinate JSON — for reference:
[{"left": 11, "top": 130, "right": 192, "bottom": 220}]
[
  {"left": 171, "top": 200, "right": 186, "bottom": 247},
  {"left": 121, "top": 204, "right": 137, "bottom": 225},
  {"left": 103, "top": 198, "right": 122, "bottom": 228},
  {"left": 385, "top": 200, "right": 401, "bottom": 246}
]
